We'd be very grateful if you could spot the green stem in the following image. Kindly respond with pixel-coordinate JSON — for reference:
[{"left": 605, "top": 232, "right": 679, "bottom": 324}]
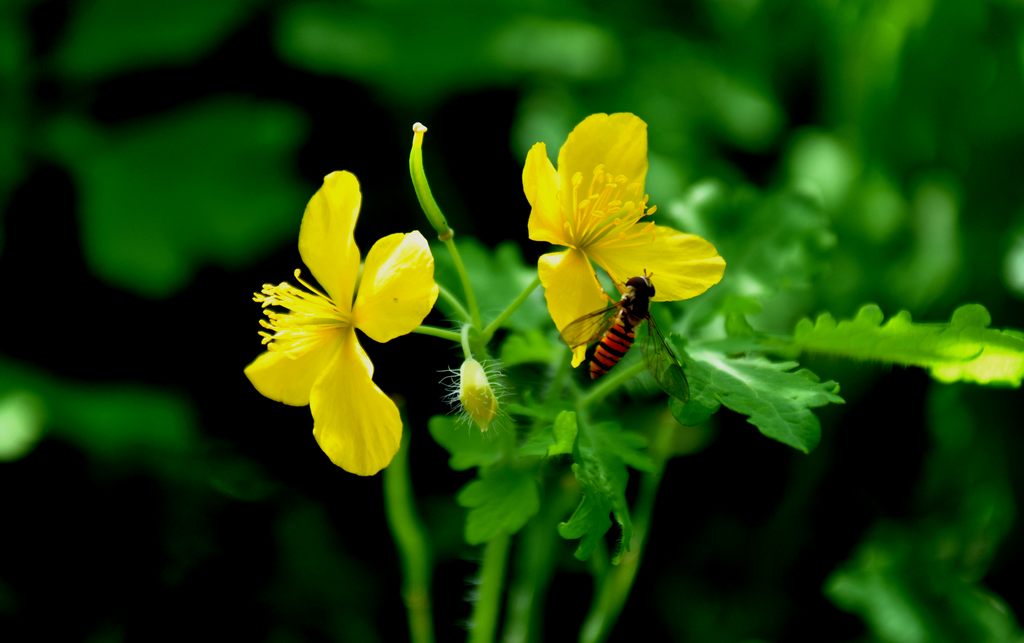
[
  {"left": 408, "top": 123, "right": 482, "bottom": 329},
  {"left": 383, "top": 429, "right": 435, "bottom": 643},
  {"left": 438, "top": 283, "right": 472, "bottom": 323},
  {"left": 503, "top": 480, "right": 578, "bottom": 643},
  {"left": 578, "top": 416, "right": 675, "bottom": 643},
  {"left": 461, "top": 323, "right": 474, "bottom": 359},
  {"left": 444, "top": 236, "right": 482, "bottom": 329},
  {"left": 577, "top": 360, "right": 646, "bottom": 409},
  {"left": 413, "top": 325, "right": 462, "bottom": 342},
  {"left": 482, "top": 275, "right": 541, "bottom": 340},
  {"left": 469, "top": 533, "right": 511, "bottom": 643}
]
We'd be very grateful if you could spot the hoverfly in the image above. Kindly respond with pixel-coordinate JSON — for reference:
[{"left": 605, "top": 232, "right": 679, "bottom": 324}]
[{"left": 560, "top": 273, "right": 689, "bottom": 402}]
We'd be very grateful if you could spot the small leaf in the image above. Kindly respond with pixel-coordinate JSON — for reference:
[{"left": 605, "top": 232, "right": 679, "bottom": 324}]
[
  {"left": 516, "top": 409, "right": 576, "bottom": 458},
  {"left": 559, "top": 421, "right": 650, "bottom": 562},
  {"left": 546, "top": 410, "right": 577, "bottom": 457},
  {"left": 679, "top": 344, "right": 843, "bottom": 453},
  {"left": 558, "top": 480, "right": 616, "bottom": 561},
  {"left": 457, "top": 468, "right": 539, "bottom": 544},
  {"left": 793, "top": 304, "right": 1024, "bottom": 387},
  {"left": 427, "top": 416, "right": 504, "bottom": 471}
]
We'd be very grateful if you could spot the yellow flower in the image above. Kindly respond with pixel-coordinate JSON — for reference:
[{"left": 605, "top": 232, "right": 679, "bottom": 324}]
[
  {"left": 245, "top": 171, "right": 439, "bottom": 476},
  {"left": 523, "top": 113, "right": 726, "bottom": 366}
]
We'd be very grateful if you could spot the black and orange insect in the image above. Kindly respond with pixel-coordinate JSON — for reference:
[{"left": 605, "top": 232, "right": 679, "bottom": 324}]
[{"left": 560, "top": 274, "right": 689, "bottom": 401}]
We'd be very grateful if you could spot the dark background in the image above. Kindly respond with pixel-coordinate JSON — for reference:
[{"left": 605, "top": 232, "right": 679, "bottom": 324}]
[{"left": 2, "top": 0, "right": 1022, "bottom": 641}]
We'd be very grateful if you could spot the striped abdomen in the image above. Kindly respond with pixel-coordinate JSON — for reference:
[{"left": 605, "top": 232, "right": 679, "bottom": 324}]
[{"left": 589, "top": 321, "right": 635, "bottom": 380}]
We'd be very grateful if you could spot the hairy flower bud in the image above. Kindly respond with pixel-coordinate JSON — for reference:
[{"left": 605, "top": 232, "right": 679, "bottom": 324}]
[{"left": 458, "top": 358, "right": 498, "bottom": 432}]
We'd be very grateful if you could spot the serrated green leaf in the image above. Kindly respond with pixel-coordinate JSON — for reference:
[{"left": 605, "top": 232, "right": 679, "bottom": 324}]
[
  {"left": 546, "top": 410, "right": 577, "bottom": 457},
  {"left": 558, "top": 480, "right": 615, "bottom": 561},
  {"left": 669, "top": 344, "right": 723, "bottom": 425},
  {"left": 457, "top": 468, "right": 539, "bottom": 544},
  {"left": 516, "top": 409, "right": 576, "bottom": 459},
  {"left": 793, "top": 304, "right": 1024, "bottom": 387},
  {"left": 44, "top": 99, "right": 306, "bottom": 297},
  {"left": 54, "top": 0, "right": 259, "bottom": 79},
  {"left": 679, "top": 345, "right": 843, "bottom": 453},
  {"left": 427, "top": 416, "right": 504, "bottom": 471},
  {"left": 559, "top": 421, "right": 652, "bottom": 562}
]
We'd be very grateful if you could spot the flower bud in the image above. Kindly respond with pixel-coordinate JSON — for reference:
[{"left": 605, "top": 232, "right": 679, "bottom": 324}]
[{"left": 458, "top": 358, "right": 499, "bottom": 432}]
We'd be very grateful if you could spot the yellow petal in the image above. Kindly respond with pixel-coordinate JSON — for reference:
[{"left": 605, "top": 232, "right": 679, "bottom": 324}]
[
  {"left": 557, "top": 113, "right": 648, "bottom": 222},
  {"left": 310, "top": 332, "right": 401, "bottom": 476},
  {"left": 353, "top": 231, "right": 439, "bottom": 343},
  {"left": 538, "top": 249, "right": 610, "bottom": 367},
  {"left": 523, "top": 142, "right": 567, "bottom": 245},
  {"left": 298, "top": 171, "right": 362, "bottom": 309},
  {"left": 590, "top": 224, "right": 726, "bottom": 302},
  {"left": 244, "top": 331, "right": 342, "bottom": 406}
]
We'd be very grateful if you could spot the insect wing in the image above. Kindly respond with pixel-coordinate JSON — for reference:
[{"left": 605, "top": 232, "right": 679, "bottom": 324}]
[
  {"left": 643, "top": 315, "right": 689, "bottom": 403},
  {"left": 560, "top": 304, "right": 620, "bottom": 349}
]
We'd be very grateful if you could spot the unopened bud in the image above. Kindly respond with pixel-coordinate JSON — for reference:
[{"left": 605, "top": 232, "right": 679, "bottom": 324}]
[{"left": 459, "top": 358, "right": 498, "bottom": 432}]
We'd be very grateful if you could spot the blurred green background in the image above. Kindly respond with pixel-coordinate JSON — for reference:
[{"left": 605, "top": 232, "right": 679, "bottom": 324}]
[{"left": 1, "top": 0, "right": 1023, "bottom": 641}]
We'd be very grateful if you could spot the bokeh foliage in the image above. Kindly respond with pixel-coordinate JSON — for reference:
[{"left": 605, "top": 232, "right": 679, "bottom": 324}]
[{"left": 2, "top": 0, "right": 1022, "bottom": 641}]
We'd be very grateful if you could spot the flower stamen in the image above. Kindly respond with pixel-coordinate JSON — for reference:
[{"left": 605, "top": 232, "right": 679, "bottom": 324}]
[
  {"left": 253, "top": 272, "right": 350, "bottom": 358},
  {"left": 572, "top": 166, "right": 655, "bottom": 247}
]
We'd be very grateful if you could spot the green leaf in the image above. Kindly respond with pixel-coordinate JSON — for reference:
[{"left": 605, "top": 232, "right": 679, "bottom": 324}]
[
  {"left": 44, "top": 99, "right": 307, "bottom": 297},
  {"left": 793, "top": 304, "right": 1024, "bottom": 387},
  {"left": 559, "top": 421, "right": 650, "bottom": 562},
  {"left": 457, "top": 468, "right": 540, "bottom": 544},
  {"left": 427, "top": 415, "right": 505, "bottom": 471},
  {"left": 668, "top": 350, "right": 720, "bottom": 426},
  {"left": 558, "top": 483, "right": 617, "bottom": 562},
  {"left": 547, "top": 410, "right": 577, "bottom": 457},
  {"left": 515, "top": 409, "right": 576, "bottom": 458},
  {"left": 54, "top": 0, "right": 260, "bottom": 79},
  {"left": 676, "top": 345, "right": 843, "bottom": 453}
]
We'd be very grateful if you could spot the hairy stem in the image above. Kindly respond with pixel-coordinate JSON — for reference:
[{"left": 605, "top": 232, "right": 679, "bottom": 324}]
[
  {"left": 578, "top": 414, "right": 675, "bottom": 643},
  {"left": 577, "top": 360, "right": 646, "bottom": 409},
  {"left": 412, "top": 325, "right": 462, "bottom": 343},
  {"left": 444, "top": 236, "right": 483, "bottom": 329},
  {"left": 437, "top": 282, "right": 472, "bottom": 323},
  {"left": 483, "top": 275, "right": 542, "bottom": 340},
  {"left": 469, "top": 533, "right": 511, "bottom": 643},
  {"left": 383, "top": 429, "right": 435, "bottom": 643}
]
